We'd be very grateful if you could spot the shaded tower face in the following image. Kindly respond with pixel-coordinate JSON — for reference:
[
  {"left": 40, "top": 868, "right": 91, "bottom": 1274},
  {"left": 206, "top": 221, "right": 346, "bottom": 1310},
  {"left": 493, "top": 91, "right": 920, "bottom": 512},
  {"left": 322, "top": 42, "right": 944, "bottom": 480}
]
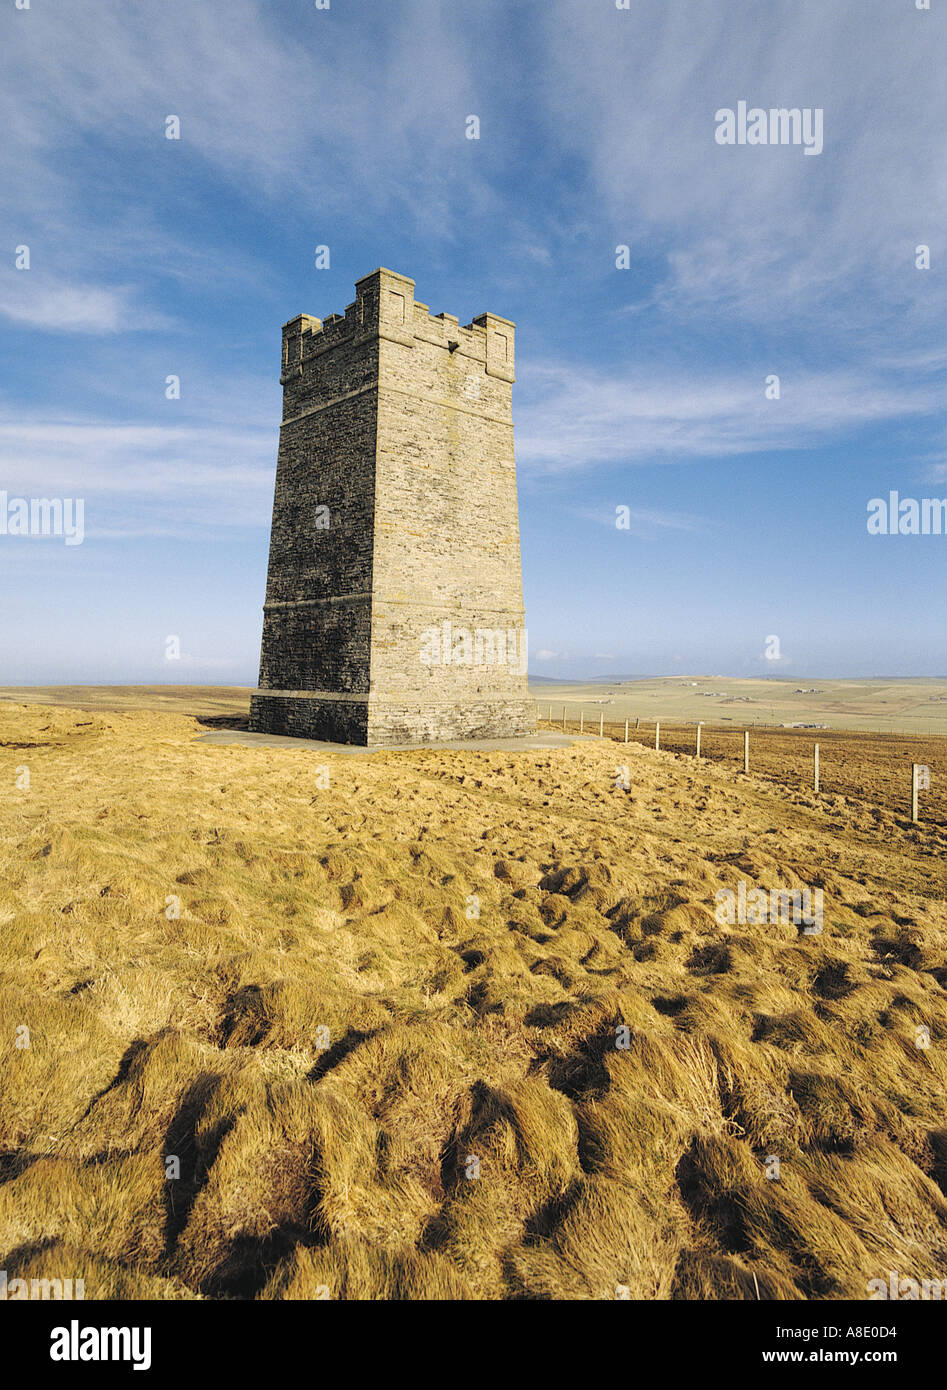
[{"left": 249, "top": 268, "right": 536, "bottom": 746}]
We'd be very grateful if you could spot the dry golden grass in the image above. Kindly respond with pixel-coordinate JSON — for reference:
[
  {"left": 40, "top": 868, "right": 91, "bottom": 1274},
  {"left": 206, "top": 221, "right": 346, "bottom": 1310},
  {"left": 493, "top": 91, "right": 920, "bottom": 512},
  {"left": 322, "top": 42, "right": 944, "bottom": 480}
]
[{"left": 1, "top": 699, "right": 946, "bottom": 1300}]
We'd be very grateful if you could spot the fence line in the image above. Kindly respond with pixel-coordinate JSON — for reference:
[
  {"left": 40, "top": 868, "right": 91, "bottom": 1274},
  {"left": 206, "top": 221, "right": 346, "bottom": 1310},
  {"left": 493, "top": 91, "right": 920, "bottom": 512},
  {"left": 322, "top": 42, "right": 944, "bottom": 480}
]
[{"left": 540, "top": 707, "right": 937, "bottom": 823}]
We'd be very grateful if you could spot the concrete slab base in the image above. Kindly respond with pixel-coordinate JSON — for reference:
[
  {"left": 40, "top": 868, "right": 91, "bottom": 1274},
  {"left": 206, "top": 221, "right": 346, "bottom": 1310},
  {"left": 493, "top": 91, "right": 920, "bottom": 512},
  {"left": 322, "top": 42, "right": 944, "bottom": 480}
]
[{"left": 195, "top": 729, "right": 599, "bottom": 756}]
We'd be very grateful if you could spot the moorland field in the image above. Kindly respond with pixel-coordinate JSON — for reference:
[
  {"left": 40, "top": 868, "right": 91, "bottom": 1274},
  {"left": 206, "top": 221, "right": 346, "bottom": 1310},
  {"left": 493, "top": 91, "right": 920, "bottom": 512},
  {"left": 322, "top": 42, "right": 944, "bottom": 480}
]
[
  {"left": 533, "top": 676, "right": 947, "bottom": 736},
  {"left": 0, "top": 683, "right": 945, "bottom": 1300}
]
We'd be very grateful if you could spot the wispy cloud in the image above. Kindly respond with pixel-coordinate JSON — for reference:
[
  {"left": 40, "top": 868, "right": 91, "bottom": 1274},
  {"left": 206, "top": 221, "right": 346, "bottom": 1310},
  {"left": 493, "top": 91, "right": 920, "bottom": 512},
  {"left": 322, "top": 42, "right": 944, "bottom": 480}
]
[
  {"left": 0, "top": 274, "right": 171, "bottom": 334},
  {"left": 537, "top": 1, "right": 946, "bottom": 338},
  {"left": 0, "top": 0, "right": 493, "bottom": 276},
  {"left": 0, "top": 415, "right": 274, "bottom": 532},
  {"left": 575, "top": 504, "right": 707, "bottom": 536},
  {"left": 515, "top": 361, "right": 946, "bottom": 473}
]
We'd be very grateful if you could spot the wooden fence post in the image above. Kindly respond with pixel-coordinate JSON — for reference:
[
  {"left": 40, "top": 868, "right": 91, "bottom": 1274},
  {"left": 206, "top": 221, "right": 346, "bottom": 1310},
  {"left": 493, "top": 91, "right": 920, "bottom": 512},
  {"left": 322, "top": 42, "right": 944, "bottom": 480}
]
[
  {"left": 696, "top": 724, "right": 702, "bottom": 758},
  {"left": 599, "top": 711, "right": 604, "bottom": 737},
  {"left": 635, "top": 717, "right": 639, "bottom": 730},
  {"left": 624, "top": 719, "right": 629, "bottom": 744},
  {"left": 562, "top": 705, "right": 566, "bottom": 731},
  {"left": 655, "top": 721, "right": 660, "bottom": 751},
  {"left": 743, "top": 730, "right": 749, "bottom": 774},
  {"left": 912, "top": 764, "right": 920, "bottom": 823},
  {"left": 580, "top": 711, "right": 584, "bottom": 733},
  {"left": 813, "top": 743, "right": 820, "bottom": 793}
]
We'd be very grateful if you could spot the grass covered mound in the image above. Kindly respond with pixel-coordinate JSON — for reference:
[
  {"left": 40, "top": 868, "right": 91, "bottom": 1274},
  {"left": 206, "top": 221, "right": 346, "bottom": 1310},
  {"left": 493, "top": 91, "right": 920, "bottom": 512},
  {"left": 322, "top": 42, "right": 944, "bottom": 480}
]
[{"left": 1, "top": 701, "right": 945, "bottom": 1299}]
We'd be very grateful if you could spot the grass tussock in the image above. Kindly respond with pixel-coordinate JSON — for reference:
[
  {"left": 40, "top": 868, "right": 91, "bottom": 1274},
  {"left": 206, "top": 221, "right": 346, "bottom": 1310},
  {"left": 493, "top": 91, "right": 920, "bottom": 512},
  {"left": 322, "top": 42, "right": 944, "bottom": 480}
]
[{"left": 1, "top": 700, "right": 946, "bottom": 1299}]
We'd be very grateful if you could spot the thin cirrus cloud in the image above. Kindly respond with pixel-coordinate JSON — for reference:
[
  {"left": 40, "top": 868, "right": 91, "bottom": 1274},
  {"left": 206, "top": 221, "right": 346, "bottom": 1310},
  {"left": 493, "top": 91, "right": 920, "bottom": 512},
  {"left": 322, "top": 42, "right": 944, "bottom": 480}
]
[
  {"left": 0, "top": 275, "right": 169, "bottom": 334},
  {"left": 514, "top": 363, "right": 946, "bottom": 474},
  {"left": 2, "top": 0, "right": 941, "bottom": 345},
  {"left": 0, "top": 417, "right": 274, "bottom": 532},
  {"left": 3, "top": 1, "right": 941, "bottom": 361},
  {"left": 537, "top": 0, "right": 945, "bottom": 333},
  {"left": 921, "top": 460, "right": 947, "bottom": 485},
  {"left": 575, "top": 506, "right": 706, "bottom": 537},
  {"left": 0, "top": 0, "right": 499, "bottom": 366},
  {"left": 0, "top": 0, "right": 488, "bottom": 231}
]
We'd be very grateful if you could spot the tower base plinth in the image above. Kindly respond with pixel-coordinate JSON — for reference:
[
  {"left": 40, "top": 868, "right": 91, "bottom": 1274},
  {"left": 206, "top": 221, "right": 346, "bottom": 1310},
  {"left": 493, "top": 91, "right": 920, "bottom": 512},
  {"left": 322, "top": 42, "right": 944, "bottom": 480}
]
[{"left": 249, "top": 689, "right": 536, "bottom": 747}]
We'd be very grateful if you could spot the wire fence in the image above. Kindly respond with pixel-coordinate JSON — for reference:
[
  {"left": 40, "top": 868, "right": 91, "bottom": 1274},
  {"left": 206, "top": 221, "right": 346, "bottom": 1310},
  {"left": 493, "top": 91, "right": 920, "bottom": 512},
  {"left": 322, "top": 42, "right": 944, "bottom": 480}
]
[{"left": 537, "top": 706, "right": 945, "bottom": 827}]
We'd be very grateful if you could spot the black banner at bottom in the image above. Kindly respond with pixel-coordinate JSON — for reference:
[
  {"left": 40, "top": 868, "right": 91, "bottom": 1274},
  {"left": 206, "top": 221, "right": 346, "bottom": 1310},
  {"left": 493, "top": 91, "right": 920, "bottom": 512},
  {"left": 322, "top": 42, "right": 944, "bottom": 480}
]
[{"left": 5, "top": 1296, "right": 939, "bottom": 1376}]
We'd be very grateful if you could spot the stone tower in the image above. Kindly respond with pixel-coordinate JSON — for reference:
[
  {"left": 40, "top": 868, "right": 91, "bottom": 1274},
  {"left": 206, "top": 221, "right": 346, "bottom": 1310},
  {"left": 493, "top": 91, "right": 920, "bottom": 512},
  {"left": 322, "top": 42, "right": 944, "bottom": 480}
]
[{"left": 248, "top": 268, "right": 535, "bottom": 745}]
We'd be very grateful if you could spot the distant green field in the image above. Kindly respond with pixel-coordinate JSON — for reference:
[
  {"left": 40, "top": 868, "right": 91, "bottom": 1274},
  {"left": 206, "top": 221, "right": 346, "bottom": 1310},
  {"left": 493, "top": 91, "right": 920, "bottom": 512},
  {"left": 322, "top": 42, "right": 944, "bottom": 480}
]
[{"left": 528, "top": 676, "right": 947, "bottom": 736}]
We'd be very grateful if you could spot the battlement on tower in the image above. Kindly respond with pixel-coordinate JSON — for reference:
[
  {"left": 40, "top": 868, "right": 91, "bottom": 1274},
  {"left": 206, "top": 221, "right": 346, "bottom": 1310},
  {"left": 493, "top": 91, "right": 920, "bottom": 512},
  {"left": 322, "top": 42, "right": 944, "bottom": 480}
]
[{"left": 280, "top": 268, "right": 515, "bottom": 385}]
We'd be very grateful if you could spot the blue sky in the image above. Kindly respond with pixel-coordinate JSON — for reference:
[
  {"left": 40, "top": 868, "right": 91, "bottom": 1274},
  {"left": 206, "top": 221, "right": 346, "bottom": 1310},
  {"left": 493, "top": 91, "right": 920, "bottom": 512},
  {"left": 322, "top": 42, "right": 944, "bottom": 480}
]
[{"left": 1, "top": 0, "right": 945, "bottom": 684}]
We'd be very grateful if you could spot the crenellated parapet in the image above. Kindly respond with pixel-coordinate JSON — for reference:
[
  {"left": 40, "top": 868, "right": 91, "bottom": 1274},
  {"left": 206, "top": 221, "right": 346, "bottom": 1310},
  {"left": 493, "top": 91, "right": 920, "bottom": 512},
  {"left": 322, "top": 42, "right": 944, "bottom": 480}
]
[{"left": 280, "top": 268, "right": 515, "bottom": 385}]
